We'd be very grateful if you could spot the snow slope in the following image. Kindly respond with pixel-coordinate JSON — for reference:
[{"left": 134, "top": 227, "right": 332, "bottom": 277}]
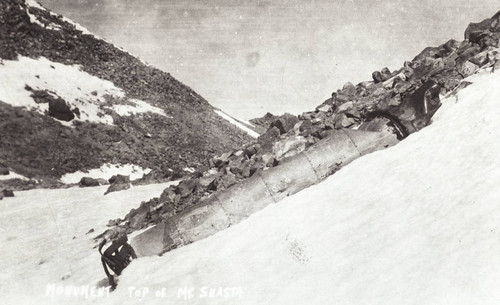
[
  {"left": 107, "top": 69, "right": 500, "bottom": 304},
  {"left": 214, "top": 109, "right": 260, "bottom": 138},
  {"left": 59, "top": 163, "right": 152, "bottom": 184},
  {"left": 0, "top": 182, "right": 176, "bottom": 305},
  {"left": 0, "top": 56, "right": 166, "bottom": 125},
  {"left": 2, "top": 69, "right": 500, "bottom": 305}
]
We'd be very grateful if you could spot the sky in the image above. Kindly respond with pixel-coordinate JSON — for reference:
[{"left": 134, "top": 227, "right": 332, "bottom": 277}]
[{"left": 38, "top": 0, "right": 500, "bottom": 120}]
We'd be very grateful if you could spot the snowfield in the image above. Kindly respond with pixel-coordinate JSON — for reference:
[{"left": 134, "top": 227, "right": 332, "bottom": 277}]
[
  {"left": 2, "top": 69, "right": 500, "bottom": 305},
  {"left": 60, "top": 163, "right": 152, "bottom": 185},
  {"left": 0, "top": 171, "right": 30, "bottom": 181},
  {"left": 214, "top": 109, "right": 260, "bottom": 138},
  {"left": 0, "top": 182, "right": 176, "bottom": 305},
  {"left": 0, "top": 56, "right": 166, "bottom": 126}
]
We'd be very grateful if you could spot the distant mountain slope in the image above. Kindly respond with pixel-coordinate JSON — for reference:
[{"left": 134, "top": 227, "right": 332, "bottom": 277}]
[{"left": 0, "top": 0, "right": 252, "bottom": 185}]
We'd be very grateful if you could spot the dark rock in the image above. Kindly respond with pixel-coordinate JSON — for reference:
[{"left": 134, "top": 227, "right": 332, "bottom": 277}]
[
  {"left": 413, "top": 46, "right": 440, "bottom": 61},
  {"left": 296, "top": 120, "right": 313, "bottom": 137},
  {"left": 464, "top": 11, "right": 500, "bottom": 43},
  {"left": 86, "top": 228, "right": 94, "bottom": 234},
  {"left": 213, "top": 152, "right": 232, "bottom": 168},
  {"left": 48, "top": 97, "right": 75, "bottom": 121},
  {"left": 0, "top": 166, "right": 9, "bottom": 175},
  {"left": 380, "top": 67, "right": 392, "bottom": 81},
  {"left": 269, "top": 113, "right": 299, "bottom": 135},
  {"left": 107, "top": 219, "right": 120, "bottom": 227},
  {"left": 128, "top": 205, "right": 149, "bottom": 229},
  {"left": 79, "top": 177, "right": 100, "bottom": 187},
  {"left": 244, "top": 144, "right": 259, "bottom": 158},
  {"left": 257, "top": 126, "right": 281, "bottom": 152},
  {"left": 108, "top": 174, "right": 130, "bottom": 184},
  {"left": 457, "top": 44, "right": 481, "bottom": 62},
  {"left": 176, "top": 179, "right": 199, "bottom": 198},
  {"left": 2, "top": 189, "right": 14, "bottom": 197},
  {"left": 104, "top": 183, "right": 130, "bottom": 195},
  {"left": 468, "top": 49, "right": 490, "bottom": 66},
  {"left": 372, "top": 71, "right": 383, "bottom": 83}
]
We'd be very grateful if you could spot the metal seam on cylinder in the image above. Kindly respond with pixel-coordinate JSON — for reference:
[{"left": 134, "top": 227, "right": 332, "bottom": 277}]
[
  {"left": 341, "top": 129, "right": 361, "bottom": 156},
  {"left": 301, "top": 151, "right": 321, "bottom": 181},
  {"left": 257, "top": 171, "right": 278, "bottom": 203},
  {"left": 212, "top": 192, "right": 233, "bottom": 226}
]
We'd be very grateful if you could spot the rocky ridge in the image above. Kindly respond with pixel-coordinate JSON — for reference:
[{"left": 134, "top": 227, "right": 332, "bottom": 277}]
[
  {"left": 0, "top": 0, "right": 253, "bottom": 189},
  {"left": 99, "top": 10, "right": 500, "bottom": 238}
]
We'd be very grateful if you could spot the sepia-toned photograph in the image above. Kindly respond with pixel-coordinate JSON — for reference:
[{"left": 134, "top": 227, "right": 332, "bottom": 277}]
[{"left": 1, "top": 0, "right": 500, "bottom": 304}]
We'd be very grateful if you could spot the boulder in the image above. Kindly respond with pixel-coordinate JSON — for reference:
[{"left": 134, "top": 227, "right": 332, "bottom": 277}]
[
  {"left": 160, "top": 187, "right": 178, "bottom": 202},
  {"left": 262, "top": 153, "right": 278, "bottom": 168},
  {"left": 457, "top": 44, "right": 481, "bottom": 62},
  {"left": 372, "top": 70, "right": 383, "bottom": 83},
  {"left": 469, "top": 50, "right": 490, "bottom": 66},
  {"left": 105, "top": 174, "right": 131, "bottom": 195},
  {"left": 341, "top": 82, "right": 357, "bottom": 96},
  {"left": 316, "top": 104, "right": 332, "bottom": 113},
  {"left": 244, "top": 144, "right": 260, "bottom": 158},
  {"left": 213, "top": 151, "right": 232, "bottom": 167},
  {"left": 108, "top": 174, "right": 130, "bottom": 184},
  {"left": 371, "top": 87, "right": 387, "bottom": 97},
  {"left": 335, "top": 93, "right": 350, "bottom": 103},
  {"left": 333, "top": 113, "right": 355, "bottom": 129},
  {"left": 198, "top": 174, "right": 218, "bottom": 188},
  {"left": 220, "top": 172, "right": 238, "bottom": 189},
  {"left": 337, "top": 101, "right": 354, "bottom": 113},
  {"left": 380, "top": 67, "right": 392, "bottom": 81},
  {"left": 444, "top": 78, "right": 461, "bottom": 92},
  {"left": 127, "top": 204, "right": 150, "bottom": 229},
  {"left": 269, "top": 114, "right": 300, "bottom": 135},
  {"left": 257, "top": 126, "right": 281, "bottom": 152},
  {"left": 104, "top": 183, "right": 131, "bottom": 195},
  {"left": 0, "top": 166, "right": 9, "bottom": 175},
  {"left": 296, "top": 120, "right": 313, "bottom": 137},
  {"left": 464, "top": 11, "right": 500, "bottom": 43},
  {"left": 48, "top": 98, "right": 75, "bottom": 121},
  {"left": 488, "top": 49, "right": 500, "bottom": 63},
  {"left": 228, "top": 156, "right": 246, "bottom": 175},
  {"left": 79, "top": 177, "right": 100, "bottom": 187},
  {"left": 458, "top": 61, "right": 478, "bottom": 77},
  {"left": 2, "top": 189, "right": 14, "bottom": 197},
  {"left": 176, "top": 179, "right": 199, "bottom": 198}
]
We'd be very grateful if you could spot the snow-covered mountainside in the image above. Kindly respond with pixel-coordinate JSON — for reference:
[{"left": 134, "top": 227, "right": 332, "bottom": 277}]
[
  {"left": 0, "top": 0, "right": 252, "bottom": 187},
  {"left": 2, "top": 67, "right": 500, "bottom": 305}
]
